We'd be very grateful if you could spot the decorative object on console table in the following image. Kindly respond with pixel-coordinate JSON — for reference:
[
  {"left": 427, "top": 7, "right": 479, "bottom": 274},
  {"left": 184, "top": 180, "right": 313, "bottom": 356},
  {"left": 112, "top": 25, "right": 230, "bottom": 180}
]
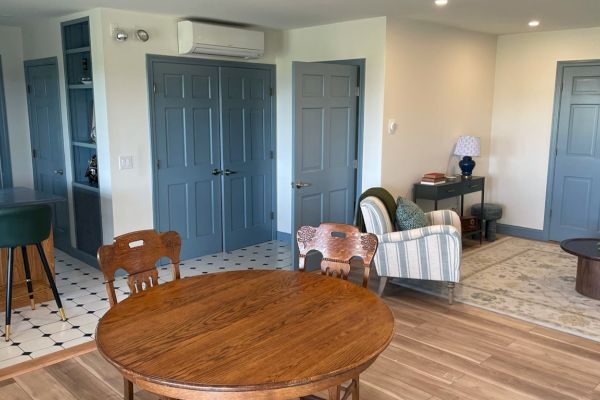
[
  {"left": 454, "top": 135, "right": 481, "bottom": 178},
  {"left": 421, "top": 172, "right": 446, "bottom": 185}
]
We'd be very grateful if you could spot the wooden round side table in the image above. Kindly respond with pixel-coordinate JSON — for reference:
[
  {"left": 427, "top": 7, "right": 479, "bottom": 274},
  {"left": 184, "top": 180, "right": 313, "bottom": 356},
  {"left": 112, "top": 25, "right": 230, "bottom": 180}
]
[{"left": 561, "top": 238, "right": 600, "bottom": 299}]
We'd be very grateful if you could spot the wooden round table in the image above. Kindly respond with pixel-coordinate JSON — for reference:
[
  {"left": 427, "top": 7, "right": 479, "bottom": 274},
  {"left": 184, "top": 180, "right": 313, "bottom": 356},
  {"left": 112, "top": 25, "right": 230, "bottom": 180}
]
[
  {"left": 561, "top": 238, "right": 600, "bottom": 299},
  {"left": 96, "top": 270, "right": 394, "bottom": 400}
]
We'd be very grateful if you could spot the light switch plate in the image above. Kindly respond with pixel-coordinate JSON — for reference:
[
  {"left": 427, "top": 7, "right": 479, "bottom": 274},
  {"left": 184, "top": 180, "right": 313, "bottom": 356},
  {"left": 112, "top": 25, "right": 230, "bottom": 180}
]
[{"left": 119, "top": 155, "right": 134, "bottom": 170}]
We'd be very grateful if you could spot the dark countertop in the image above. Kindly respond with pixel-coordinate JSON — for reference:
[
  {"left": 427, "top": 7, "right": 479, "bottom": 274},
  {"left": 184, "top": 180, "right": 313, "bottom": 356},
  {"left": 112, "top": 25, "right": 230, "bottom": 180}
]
[{"left": 0, "top": 187, "right": 65, "bottom": 209}]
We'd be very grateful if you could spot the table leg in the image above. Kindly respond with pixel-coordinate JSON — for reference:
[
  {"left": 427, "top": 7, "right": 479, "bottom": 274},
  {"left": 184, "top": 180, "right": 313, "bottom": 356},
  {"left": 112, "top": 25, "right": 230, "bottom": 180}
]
[
  {"left": 480, "top": 186, "right": 485, "bottom": 245},
  {"left": 460, "top": 195, "right": 464, "bottom": 217},
  {"left": 434, "top": 199, "right": 438, "bottom": 211},
  {"left": 328, "top": 386, "right": 341, "bottom": 400}
]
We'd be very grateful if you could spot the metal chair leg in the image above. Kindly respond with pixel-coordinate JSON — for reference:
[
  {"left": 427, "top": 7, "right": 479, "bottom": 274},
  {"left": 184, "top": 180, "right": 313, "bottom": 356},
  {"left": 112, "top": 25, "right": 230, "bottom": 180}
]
[
  {"left": 5, "top": 247, "right": 14, "bottom": 341},
  {"left": 21, "top": 246, "right": 35, "bottom": 310},
  {"left": 35, "top": 243, "right": 66, "bottom": 321},
  {"left": 377, "top": 276, "right": 388, "bottom": 297}
]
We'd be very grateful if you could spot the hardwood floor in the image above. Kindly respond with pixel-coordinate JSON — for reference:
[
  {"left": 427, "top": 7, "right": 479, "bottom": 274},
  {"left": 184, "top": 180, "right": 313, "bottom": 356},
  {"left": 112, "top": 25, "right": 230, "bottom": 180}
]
[{"left": 3, "top": 286, "right": 600, "bottom": 399}]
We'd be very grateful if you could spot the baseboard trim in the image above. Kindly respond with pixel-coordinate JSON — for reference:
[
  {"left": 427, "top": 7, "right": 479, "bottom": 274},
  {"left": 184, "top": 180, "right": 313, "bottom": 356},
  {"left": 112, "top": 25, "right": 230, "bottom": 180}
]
[
  {"left": 496, "top": 223, "right": 546, "bottom": 241},
  {"left": 61, "top": 246, "right": 99, "bottom": 269},
  {"left": 276, "top": 231, "right": 292, "bottom": 242}
]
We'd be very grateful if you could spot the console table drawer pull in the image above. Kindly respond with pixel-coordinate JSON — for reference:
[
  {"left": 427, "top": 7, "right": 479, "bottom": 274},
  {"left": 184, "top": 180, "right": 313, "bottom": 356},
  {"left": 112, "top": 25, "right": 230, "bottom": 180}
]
[
  {"left": 469, "top": 184, "right": 480, "bottom": 189},
  {"left": 445, "top": 189, "right": 456, "bottom": 193}
]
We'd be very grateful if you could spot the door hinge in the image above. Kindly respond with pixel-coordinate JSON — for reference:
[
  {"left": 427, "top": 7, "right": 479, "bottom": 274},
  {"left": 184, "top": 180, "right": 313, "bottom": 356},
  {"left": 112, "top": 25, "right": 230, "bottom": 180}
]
[
  {"left": 352, "top": 159, "right": 358, "bottom": 169},
  {"left": 269, "top": 150, "right": 274, "bottom": 159},
  {"left": 270, "top": 211, "right": 275, "bottom": 220},
  {"left": 27, "top": 84, "right": 31, "bottom": 94},
  {"left": 355, "top": 86, "right": 360, "bottom": 97},
  {"left": 549, "top": 209, "right": 553, "bottom": 219},
  {"left": 156, "top": 159, "right": 160, "bottom": 169},
  {"left": 153, "top": 82, "right": 156, "bottom": 94},
  {"left": 32, "top": 149, "right": 37, "bottom": 159},
  {"left": 269, "top": 87, "right": 273, "bottom": 96}
]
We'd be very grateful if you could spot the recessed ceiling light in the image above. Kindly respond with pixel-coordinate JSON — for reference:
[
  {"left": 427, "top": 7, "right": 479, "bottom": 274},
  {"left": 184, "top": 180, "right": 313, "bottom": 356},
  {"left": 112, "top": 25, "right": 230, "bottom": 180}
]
[
  {"left": 435, "top": 0, "right": 448, "bottom": 6},
  {"left": 528, "top": 20, "right": 540, "bottom": 27}
]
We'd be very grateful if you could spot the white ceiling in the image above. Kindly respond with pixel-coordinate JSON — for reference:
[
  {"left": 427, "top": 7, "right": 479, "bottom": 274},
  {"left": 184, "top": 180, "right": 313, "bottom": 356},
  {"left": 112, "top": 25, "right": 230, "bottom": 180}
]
[{"left": 0, "top": 0, "right": 599, "bottom": 34}]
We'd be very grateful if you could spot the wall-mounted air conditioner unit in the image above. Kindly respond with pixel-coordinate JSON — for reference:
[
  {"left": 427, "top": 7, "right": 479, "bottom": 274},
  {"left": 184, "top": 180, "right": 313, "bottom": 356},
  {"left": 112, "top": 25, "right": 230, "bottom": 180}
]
[{"left": 177, "top": 21, "right": 265, "bottom": 59}]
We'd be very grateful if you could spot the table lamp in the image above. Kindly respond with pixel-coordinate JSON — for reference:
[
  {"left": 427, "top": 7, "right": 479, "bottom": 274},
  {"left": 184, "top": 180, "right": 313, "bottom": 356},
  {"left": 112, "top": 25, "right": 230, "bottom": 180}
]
[{"left": 454, "top": 135, "right": 480, "bottom": 178}]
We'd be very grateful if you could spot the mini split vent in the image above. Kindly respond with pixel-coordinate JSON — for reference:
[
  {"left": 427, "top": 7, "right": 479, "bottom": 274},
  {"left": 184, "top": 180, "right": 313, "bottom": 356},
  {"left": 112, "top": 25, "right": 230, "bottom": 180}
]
[{"left": 177, "top": 21, "right": 265, "bottom": 59}]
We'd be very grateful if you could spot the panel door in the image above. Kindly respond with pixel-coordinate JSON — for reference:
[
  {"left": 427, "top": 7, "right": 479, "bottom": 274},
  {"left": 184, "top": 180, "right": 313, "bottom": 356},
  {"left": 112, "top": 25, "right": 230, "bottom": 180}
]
[
  {"left": 25, "top": 60, "right": 70, "bottom": 250},
  {"left": 292, "top": 62, "right": 358, "bottom": 263},
  {"left": 0, "top": 56, "right": 11, "bottom": 189},
  {"left": 220, "top": 67, "right": 273, "bottom": 251},
  {"left": 153, "top": 62, "right": 223, "bottom": 259},
  {"left": 549, "top": 65, "right": 600, "bottom": 240}
]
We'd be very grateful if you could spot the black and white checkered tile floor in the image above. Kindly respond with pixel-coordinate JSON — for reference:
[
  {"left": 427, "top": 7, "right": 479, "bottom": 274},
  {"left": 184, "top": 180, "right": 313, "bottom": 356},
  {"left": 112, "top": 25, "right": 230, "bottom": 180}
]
[{"left": 0, "top": 240, "right": 292, "bottom": 368}]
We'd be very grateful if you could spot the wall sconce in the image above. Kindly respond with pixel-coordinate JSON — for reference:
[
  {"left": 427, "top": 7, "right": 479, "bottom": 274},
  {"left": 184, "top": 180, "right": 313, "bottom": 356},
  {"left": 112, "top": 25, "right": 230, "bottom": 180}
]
[
  {"left": 114, "top": 29, "right": 128, "bottom": 41},
  {"left": 136, "top": 29, "right": 150, "bottom": 42}
]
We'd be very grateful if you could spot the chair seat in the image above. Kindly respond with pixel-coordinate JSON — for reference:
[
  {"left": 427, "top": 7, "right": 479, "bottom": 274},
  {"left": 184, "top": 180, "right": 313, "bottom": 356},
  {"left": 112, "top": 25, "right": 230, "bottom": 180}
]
[{"left": 471, "top": 203, "right": 503, "bottom": 220}]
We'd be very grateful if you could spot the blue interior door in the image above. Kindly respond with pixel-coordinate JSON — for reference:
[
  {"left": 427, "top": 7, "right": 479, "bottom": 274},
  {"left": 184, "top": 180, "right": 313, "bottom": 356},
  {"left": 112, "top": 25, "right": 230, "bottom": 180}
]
[
  {"left": 153, "top": 62, "right": 223, "bottom": 259},
  {"left": 549, "top": 65, "right": 600, "bottom": 240},
  {"left": 0, "top": 56, "right": 12, "bottom": 189},
  {"left": 24, "top": 58, "right": 70, "bottom": 250},
  {"left": 292, "top": 62, "right": 358, "bottom": 230},
  {"left": 220, "top": 67, "right": 273, "bottom": 251}
]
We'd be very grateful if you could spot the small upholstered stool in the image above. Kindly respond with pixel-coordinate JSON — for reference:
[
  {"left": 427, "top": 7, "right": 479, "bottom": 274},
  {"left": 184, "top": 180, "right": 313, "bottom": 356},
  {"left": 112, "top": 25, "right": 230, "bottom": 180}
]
[
  {"left": 0, "top": 204, "right": 66, "bottom": 341},
  {"left": 471, "top": 203, "right": 503, "bottom": 242}
]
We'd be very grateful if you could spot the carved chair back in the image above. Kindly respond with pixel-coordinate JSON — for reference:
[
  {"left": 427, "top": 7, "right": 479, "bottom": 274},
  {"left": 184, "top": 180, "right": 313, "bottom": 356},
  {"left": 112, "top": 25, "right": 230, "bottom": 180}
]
[
  {"left": 97, "top": 229, "right": 182, "bottom": 307},
  {"left": 296, "top": 223, "right": 378, "bottom": 287}
]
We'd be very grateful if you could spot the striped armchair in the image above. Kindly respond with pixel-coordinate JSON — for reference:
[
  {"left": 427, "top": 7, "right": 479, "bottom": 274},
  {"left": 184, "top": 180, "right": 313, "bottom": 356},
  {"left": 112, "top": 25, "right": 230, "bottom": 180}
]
[{"left": 360, "top": 197, "right": 462, "bottom": 303}]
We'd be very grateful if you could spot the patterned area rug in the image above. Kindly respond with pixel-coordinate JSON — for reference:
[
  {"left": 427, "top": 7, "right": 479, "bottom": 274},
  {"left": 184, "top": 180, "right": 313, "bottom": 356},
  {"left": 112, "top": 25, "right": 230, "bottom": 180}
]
[{"left": 398, "top": 236, "right": 600, "bottom": 341}]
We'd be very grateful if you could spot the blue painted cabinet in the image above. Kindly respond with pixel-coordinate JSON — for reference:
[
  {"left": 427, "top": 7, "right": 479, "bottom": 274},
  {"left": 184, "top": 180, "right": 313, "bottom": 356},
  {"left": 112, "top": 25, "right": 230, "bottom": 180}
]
[{"left": 151, "top": 60, "right": 274, "bottom": 259}]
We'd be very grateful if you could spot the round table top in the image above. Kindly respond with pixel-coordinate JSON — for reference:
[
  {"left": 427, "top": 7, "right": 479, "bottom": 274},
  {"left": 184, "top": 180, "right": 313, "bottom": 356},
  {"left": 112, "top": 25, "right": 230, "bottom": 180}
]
[
  {"left": 561, "top": 238, "right": 600, "bottom": 261},
  {"left": 96, "top": 270, "right": 394, "bottom": 397}
]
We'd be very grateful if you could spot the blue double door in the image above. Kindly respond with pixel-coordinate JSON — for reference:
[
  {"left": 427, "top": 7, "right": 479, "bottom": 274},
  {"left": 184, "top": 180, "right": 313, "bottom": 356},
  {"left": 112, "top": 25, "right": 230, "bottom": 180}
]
[{"left": 151, "top": 60, "right": 274, "bottom": 259}]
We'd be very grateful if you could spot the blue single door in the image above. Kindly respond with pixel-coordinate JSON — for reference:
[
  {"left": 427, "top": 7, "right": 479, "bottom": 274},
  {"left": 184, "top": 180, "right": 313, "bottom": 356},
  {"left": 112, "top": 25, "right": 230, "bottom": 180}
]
[
  {"left": 549, "top": 65, "right": 600, "bottom": 240},
  {"left": 293, "top": 62, "right": 358, "bottom": 228},
  {"left": 292, "top": 62, "right": 359, "bottom": 266},
  {"left": 24, "top": 58, "right": 70, "bottom": 250},
  {"left": 220, "top": 67, "right": 273, "bottom": 251},
  {"left": 152, "top": 62, "right": 223, "bottom": 259}
]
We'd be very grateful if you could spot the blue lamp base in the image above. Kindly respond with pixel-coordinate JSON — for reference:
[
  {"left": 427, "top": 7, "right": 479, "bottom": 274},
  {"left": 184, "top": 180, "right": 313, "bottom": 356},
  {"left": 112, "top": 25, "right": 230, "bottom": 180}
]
[{"left": 459, "top": 156, "right": 476, "bottom": 178}]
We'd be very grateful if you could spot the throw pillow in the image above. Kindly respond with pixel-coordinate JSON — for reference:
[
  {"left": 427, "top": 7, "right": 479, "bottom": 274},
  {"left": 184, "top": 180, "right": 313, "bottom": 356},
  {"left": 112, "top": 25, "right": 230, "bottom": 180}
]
[{"left": 395, "top": 197, "right": 428, "bottom": 231}]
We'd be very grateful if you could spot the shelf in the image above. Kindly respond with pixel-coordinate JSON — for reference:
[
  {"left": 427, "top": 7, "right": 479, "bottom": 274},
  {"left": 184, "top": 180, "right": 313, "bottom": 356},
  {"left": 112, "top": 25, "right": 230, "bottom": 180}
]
[
  {"left": 72, "top": 141, "right": 96, "bottom": 149},
  {"left": 68, "top": 84, "right": 93, "bottom": 90},
  {"left": 65, "top": 46, "right": 90, "bottom": 54},
  {"left": 72, "top": 182, "right": 99, "bottom": 192}
]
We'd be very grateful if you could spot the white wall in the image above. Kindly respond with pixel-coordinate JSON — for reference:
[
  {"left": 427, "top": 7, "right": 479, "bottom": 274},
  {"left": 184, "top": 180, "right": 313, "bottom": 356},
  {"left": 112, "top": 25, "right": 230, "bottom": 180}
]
[
  {"left": 0, "top": 25, "right": 33, "bottom": 188},
  {"left": 489, "top": 27, "right": 600, "bottom": 230},
  {"left": 95, "top": 8, "right": 282, "bottom": 238},
  {"left": 381, "top": 18, "right": 497, "bottom": 210},
  {"left": 275, "top": 17, "right": 387, "bottom": 233}
]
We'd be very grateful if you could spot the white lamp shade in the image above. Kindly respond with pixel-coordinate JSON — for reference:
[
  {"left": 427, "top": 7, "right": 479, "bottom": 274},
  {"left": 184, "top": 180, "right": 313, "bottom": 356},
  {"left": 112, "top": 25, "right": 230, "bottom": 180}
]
[{"left": 454, "top": 135, "right": 481, "bottom": 157}]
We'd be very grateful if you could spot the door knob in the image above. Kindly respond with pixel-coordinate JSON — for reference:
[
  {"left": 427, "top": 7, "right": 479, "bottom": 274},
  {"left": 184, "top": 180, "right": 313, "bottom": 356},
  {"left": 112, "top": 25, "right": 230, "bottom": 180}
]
[
  {"left": 224, "top": 169, "right": 237, "bottom": 176},
  {"left": 293, "top": 181, "right": 311, "bottom": 189},
  {"left": 53, "top": 169, "right": 64, "bottom": 175},
  {"left": 211, "top": 168, "right": 223, "bottom": 176}
]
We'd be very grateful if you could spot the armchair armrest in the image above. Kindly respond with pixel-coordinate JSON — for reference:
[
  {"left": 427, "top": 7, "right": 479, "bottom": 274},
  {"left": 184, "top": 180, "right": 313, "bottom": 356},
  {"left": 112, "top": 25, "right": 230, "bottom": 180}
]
[
  {"left": 378, "top": 224, "right": 461, "bottom": 243},
  {"left": 426, "top": 209, "right": 462, "bottom": 234}
]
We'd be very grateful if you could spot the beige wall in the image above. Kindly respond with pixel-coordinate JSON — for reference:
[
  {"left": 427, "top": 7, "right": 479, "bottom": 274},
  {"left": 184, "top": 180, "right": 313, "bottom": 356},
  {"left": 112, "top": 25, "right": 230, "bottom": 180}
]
[
  {"left": 489, "top": 27, "right": 600, "bottom": 230},
  {"left": 0, "top": 25, "right": 33, "bottom": 188},
  {"left": 381, "top": 18, "right": 497, "bottom": 210},
  {"left": 275, "top": 17, "right": 387, "bottom": 233}
]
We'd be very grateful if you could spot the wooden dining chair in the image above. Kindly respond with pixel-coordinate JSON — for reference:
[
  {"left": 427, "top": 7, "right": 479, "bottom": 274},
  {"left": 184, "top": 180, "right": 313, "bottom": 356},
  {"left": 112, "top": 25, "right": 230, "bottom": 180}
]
[
  {"left": 297, "top": 222, "right": 378, "bottom": 288},
  {"left": 296, "top": 222, "right": 378, "bottom": 400},
  {"left": 97, "top": 229, "right": 181, "bottom": 400}
]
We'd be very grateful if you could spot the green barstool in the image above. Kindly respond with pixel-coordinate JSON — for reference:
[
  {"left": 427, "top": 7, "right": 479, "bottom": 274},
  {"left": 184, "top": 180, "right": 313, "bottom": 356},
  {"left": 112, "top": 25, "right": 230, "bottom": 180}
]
[{"left": 0, "top": 204, "right": 66, "bottom": 341}]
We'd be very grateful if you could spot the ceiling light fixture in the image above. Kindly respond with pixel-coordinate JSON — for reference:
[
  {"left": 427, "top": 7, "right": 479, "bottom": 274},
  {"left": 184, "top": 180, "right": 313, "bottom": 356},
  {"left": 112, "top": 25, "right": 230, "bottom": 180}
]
[
  {"left": 528, "top": 20, "right": 540, "bottom": 27},
  {"left": 435, "top": 0, "right": 448, "bottom": 6}
]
